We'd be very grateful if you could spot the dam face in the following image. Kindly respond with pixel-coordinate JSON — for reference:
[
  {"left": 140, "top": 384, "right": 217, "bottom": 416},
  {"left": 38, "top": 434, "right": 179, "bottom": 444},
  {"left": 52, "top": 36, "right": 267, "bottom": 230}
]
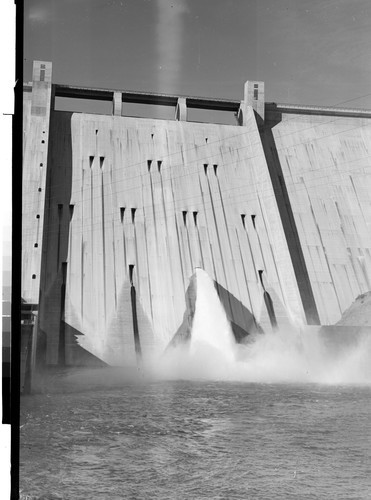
[{"left": 22, "top": 62, "right": 371, "bottom": 367}]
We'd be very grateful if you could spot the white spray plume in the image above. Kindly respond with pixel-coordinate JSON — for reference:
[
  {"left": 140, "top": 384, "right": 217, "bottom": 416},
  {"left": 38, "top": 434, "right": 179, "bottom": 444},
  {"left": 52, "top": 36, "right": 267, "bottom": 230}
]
[{"left": 155, "top": 270, "right": 371, "bottom": 386}]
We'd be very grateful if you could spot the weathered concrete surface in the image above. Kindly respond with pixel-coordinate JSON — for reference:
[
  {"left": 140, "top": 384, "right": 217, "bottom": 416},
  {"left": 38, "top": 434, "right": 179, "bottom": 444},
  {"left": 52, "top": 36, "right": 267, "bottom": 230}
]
[
  {"left": 22, "top": 62, "right": 52, "bottom": 304},
  {"left": 39, "top": 106, "right": 303, "bottom": 365},
  {"left": 22, "top": 62, "right": 371, "bottom": 367},
  {"left": 265, "top": 109, "right": 371, "bottom": 324}
]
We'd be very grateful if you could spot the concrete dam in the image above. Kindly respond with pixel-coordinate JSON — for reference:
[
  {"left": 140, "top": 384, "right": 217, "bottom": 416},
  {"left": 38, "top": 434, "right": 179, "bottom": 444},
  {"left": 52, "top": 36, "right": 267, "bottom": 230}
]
[{"left": 22, "top": 61, "right": 371, "bottom": 369}]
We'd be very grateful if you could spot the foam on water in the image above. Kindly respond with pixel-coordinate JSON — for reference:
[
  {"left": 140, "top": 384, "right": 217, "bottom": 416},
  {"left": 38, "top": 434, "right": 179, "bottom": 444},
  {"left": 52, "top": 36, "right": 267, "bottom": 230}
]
[
  {"left": 158, "top": 270, "right": 371, "bottom": 385},
  {"left": 40, "top": 269, "right": 371, "bottom": 392}
]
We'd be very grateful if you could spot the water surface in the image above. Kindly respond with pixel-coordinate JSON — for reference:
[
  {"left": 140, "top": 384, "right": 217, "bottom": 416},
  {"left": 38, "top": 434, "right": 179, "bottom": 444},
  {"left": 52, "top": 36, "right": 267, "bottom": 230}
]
[{"left": 20, "top": 377, "right": 371, "bottom": 499}]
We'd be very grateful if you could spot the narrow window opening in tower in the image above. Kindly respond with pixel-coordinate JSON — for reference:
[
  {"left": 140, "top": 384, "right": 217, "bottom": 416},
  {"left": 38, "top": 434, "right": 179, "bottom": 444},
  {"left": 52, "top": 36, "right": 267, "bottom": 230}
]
[
  {"left": 241, "top": 214, "right": 246, "bottom": 228},
  {"left": 251, "top": 214, "right": 256, "bottom": 229},
  {"left": 120, "top": 207, "right": 125, "bottom": 223},
  {"left": 36, "top": 214, "right": 40, "bottom": 219},
  {"left": 131, "top": 208, "right": 137, "bottom": 223},
  {"left": 193, "top": 211, "right": 198, "bottom": 226},
  {"left": 213, "top": 164, "right": 218, "bottom": 175},
  {"left": 40, "top": 163, "right": 43, "bottom": 167},
  {"left": 157, "top": 160, "right": 162, "bottom": 173},
  {"left": 34, "top": 243, "right": 38, "bottom": 248},
  {"left": 38, "top": 188, "right": 42, "bottom": 192},
  {"left": 40, "top": 69, "right": 45, "bottom": 82},
  {"left": 203, "top": 164, "right": 208, "bottom": 175},
  {"left": 95, "top": 129, "right": 98, "bottom": 135},
  {"left": 89, "top": 156, "right": 94, "bottom": 168},
  {"left": 147, "top": 160, "right": 152, "bottom": 172},
  {"left": 41, "top": 140, "right": 45, "bottom": 144},
  {"left": 182, "top": 211, "right": 187, "bottom": 226},
  {"left": 32, "top": 274, "right": 36, "bottom": 280},
  {"left": 205, "top": 138, "right": 208, "bottom": 143},
  {"left": 151, "top": 133, "right": 154, "bottom": 139},
  {"left": 254, "top": 84, "right": 259, "bottom": 100},
  {"left": 99, "top": 157, "right": 105, "bottom": 169}
]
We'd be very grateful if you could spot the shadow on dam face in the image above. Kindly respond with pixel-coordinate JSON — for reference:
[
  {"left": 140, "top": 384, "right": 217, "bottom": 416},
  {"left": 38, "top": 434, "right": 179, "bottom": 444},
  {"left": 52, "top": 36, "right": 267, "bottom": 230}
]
[
  {"left": 37, "top": 111, "right": 76, "bottom": 367},
  {"left": 260, "top": 107, "right": 320, "bottom": 326},
  {"left": 213, "top": 281, "right": 263, "bottom": 341}
]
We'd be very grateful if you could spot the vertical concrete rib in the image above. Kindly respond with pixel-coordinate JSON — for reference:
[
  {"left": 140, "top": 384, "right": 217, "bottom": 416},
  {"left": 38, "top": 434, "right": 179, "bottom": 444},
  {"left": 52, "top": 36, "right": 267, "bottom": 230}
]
[
  {"left": 81, "top": 237, "right": 84, "bottom": 320},
  {"left": 142, "top": 207, "right": 154, "bottom": 319},
  {"left": 112, "top": 219, "right": 117, "bottom": 309},
  {"left": 198, "top": 176, "right": 218, "bottom": 282},
  {"left": 235, "top": 228, "right": 256, "bottom": 319},
  {"left": 256, "top": 194, "right": 287, "bottom": 307},
  {"left": 261, "top": 122, "right": 320, "bottom": 325},
  {"left": 309, "top": 202, "right": 342, "bottom": 314},
  {"left": 101, "top": 171, "right": 107, "bottom": 322},
  {"left": 216, "top": 178, "right": 243, "bottom": 298}
]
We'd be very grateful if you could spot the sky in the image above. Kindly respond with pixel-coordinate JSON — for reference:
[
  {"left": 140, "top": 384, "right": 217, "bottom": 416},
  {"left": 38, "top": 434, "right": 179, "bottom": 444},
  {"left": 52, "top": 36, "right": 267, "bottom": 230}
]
[{"left": 23, "top": 0, "right": 371, "bottom": 108}]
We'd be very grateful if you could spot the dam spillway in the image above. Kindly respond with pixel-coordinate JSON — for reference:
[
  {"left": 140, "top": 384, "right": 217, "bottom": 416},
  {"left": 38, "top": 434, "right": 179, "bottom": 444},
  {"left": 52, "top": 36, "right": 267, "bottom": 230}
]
[{"left": 22, "top": 61, "right": 371, "bottom": 368}]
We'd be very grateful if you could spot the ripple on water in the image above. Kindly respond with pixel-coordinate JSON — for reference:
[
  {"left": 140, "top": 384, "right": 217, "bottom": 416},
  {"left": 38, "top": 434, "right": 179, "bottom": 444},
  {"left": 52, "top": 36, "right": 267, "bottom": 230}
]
[{"left": 20, "top": 381, "right": 371, "bottom": 500}]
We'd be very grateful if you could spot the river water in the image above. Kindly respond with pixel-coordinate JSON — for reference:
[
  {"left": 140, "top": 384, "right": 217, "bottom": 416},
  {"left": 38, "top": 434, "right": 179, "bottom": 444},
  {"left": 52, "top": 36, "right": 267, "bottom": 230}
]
[
  {"left": 20, "top": 370, "right": 371, "bottom": 500},
  {"left": 20, "top": 271, "right": 371, "bottom": 499}
]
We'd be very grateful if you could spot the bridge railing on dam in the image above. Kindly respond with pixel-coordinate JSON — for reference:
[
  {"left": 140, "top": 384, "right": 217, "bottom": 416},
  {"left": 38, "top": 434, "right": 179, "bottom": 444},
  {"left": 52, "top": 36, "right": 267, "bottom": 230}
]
[{"left": 24, "top": 80, "right": 371, "bottom": 121}]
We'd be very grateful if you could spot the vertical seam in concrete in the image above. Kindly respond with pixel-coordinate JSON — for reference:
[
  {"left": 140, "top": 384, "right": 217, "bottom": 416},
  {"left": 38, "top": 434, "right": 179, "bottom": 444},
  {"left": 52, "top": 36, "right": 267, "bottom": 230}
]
[
  {"left": 206, "top": 176, "right": 228, "bottom": 286},
  {"left": 122, "top": 219, "right": 127, "bottom": 270},
  {"left": 217, "top": 178, "right": 243, "bottom": 299},
  {"left": 235, "top": 228, "right": 256, "bottom": 319},
  {"left": 133, "top": 225, "right": 139, "bottom": 290},
  {"left": 256, "top": 194, "right": 287, "bottom": 307},
  {"left": 196, "top": 225, "right": 205, "bottom": 269},
  {"left": 57, "top": 205, "right": 62, "bottom": 271},
  {"left": 81, "top": 165, "right": 85, "bottom": 321},
  {"left": 198, "top": 176, "right": 218, "bottom": 280},
  {"left": 308, "top": 200, "right": 342, "bottom": 314},
  {"left": 81, "top": 236, "right": 84, "bottom": 321},
  {"left": 349, "top": 175, "right": 368, "bottom": 226},
  {"left": 149, "top": 173, "right": 159, "bottom": 256},
  {"left": 101, "top": 172, "right": 107, "bottom": 323},
  {"left": 160, "top": 173, "right": 177, "bottom": 296},
  {"left": 334, "top": 200, "right": 363, "bottom": 292},
  {"left": 170, "top": 177, "right": 186, "bottom": 290},
  {"left": 112, "top": 218, "right": 117, "bottom": 310},
  {"left": 243, "top": 222, "right": 259, "bottom": 282},
  {"left": 142, "top": 206, "right": 154, "bottom": 320},
  {"left": 90, "top": 167, "right": 94, "bottom": 272},
  {"left": 254, "top": 220, "right": 268, "bottom": 272}
]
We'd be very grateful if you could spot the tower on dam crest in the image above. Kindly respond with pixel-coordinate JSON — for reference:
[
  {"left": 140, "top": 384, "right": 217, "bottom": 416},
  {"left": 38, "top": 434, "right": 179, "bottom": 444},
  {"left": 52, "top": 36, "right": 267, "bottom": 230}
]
[{"left": 21, "top": 61, "right": 371, "bottom": 370}]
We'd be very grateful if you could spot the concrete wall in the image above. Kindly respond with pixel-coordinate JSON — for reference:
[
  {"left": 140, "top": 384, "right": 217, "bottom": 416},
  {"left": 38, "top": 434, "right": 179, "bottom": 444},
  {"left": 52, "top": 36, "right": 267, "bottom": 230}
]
[
  {"left": 38, "top": 106, "right": 304, "bottom": 365},
  {"left": 22, "top": 62, "right": 52, "bottom": 304},
  {"left": 22, "top": 62, "right": 371, "bottom": 366},
  {"left": 265, "top": 109, "right": 371, "bottom": 324}
]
